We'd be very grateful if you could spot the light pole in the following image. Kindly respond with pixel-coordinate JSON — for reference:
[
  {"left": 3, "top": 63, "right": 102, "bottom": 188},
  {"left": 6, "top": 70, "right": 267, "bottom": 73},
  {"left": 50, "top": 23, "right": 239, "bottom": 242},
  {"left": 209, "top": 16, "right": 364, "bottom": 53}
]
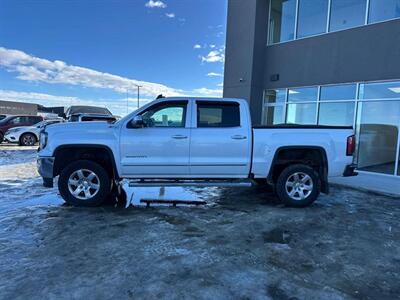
[
  {"left": 136, "top": 85, "right": 142, "bottom": 109},
  {"left": 126, "top": 89, "right": 129, "bottom": 114}
]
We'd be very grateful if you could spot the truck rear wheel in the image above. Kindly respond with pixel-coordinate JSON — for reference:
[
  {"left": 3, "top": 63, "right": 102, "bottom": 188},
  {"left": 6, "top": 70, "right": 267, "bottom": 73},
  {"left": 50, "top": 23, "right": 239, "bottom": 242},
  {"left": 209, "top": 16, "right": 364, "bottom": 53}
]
[
  {"left": 58, "top": 160, "right": 111, "bottom": 207},
  {"left": 275, "top": 164, "right": 320, "bottom": 208}
]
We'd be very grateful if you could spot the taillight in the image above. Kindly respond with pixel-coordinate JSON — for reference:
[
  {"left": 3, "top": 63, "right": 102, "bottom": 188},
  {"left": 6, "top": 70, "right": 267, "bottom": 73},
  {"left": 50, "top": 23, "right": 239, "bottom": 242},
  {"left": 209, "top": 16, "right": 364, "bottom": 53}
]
[{"left": 346, "top": 135, "right": 355, "bottom": 156}]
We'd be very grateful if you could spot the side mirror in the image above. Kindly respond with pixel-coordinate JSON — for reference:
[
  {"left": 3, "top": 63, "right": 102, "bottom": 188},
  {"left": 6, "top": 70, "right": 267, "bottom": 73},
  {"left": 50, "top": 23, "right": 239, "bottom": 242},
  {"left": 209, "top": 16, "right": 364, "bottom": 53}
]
[{"left": 129, "top": 115, "right": 145, "bottom": 128}]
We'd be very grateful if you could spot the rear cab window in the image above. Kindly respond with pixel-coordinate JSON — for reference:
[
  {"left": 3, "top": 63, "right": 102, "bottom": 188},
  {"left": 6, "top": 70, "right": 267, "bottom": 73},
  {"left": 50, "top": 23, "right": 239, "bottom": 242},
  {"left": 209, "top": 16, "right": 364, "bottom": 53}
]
[{"left": 196, "top": 101, "right": 240, "bottom": 128}]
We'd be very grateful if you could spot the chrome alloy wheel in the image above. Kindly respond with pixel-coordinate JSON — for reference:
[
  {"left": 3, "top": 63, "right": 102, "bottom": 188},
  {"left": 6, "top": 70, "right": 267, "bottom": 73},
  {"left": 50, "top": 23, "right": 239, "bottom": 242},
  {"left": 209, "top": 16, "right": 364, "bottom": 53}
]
[
  {"left": 22, "top": 134, "right": 36, "bottom": 146},
  {"left": 67, "top": 169, "right": 100, "bottom": 200},
  {"left": 285, "top": 172, "right": 314, "bottom": 201}
]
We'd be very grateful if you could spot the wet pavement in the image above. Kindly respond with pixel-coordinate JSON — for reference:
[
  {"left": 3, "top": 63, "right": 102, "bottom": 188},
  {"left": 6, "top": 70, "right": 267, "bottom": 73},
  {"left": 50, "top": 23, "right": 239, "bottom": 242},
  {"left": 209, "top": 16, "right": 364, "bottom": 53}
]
[{"left": 1, "top": 145, "right": 400, "bottom": 299}]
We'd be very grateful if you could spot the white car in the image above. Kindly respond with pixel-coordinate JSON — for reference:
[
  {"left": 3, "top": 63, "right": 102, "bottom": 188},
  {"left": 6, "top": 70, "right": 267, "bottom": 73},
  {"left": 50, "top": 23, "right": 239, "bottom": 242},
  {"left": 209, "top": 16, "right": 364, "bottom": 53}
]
[
  {"left": 5, "top": 119, "right": 63, "bottom": 146},
  {"left": 37, "top": 97, "right": 357, "bottom": 207}
]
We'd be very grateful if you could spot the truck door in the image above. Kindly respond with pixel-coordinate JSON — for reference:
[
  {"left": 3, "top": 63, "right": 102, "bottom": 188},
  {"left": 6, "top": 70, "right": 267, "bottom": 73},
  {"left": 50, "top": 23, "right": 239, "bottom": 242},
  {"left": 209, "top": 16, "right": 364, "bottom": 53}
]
[
  {"left": 189, "top": 100, "right": 251, "bottom": 177},
  {"left": 120, "top": 100, "right": 191, "bottom": 176}
]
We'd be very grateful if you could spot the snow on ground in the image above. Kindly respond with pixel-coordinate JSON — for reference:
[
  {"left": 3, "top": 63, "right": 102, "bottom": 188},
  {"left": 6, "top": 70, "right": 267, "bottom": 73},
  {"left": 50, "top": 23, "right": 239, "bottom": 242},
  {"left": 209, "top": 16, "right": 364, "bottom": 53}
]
[
  {"left": 1, "top": 144, "right": 400, "bottom": 299},
  {"left": 0, "top": 143, "right": 219, "bottom": 213}
]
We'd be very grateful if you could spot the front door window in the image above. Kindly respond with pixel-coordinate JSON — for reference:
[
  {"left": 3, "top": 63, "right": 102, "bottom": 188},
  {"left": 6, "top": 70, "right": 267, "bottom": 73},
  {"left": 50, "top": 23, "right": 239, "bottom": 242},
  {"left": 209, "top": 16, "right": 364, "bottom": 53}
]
[{"left": 141, "top": 103, "right": 186, "bottom": 127}]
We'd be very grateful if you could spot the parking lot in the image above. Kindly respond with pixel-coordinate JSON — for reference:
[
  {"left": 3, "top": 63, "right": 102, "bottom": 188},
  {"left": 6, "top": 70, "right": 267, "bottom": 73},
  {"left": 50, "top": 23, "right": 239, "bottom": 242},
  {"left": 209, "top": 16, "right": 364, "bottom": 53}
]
[{"left": 0, "top": 144, "right": 400, "bottom": 299}]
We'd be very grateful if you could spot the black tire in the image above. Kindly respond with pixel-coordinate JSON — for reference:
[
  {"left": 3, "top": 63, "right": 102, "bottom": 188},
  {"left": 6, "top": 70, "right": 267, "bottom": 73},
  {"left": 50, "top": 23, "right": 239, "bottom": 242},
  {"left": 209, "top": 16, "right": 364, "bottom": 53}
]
[
  {"left": 58, "top": 160, "right": 111, "bottom": 207},
  {"left": 275, "top": 164, "right": 320, "bottom": 208},
  {"left": 19, "top": 133, "right": 37, "bottom": 146}
]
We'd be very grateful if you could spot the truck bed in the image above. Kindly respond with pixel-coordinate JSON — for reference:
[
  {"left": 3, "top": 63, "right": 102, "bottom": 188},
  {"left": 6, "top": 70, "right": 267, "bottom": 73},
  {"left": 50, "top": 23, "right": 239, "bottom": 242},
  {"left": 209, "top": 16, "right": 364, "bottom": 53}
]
[{"left": 251, "top": 125, "right": 354, "bottom": 178}]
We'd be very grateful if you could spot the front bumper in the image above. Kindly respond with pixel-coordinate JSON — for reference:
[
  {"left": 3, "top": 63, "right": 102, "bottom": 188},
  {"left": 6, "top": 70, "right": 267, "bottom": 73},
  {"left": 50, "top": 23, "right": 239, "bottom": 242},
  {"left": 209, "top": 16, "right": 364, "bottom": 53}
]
[
  {"left": 4, "top": 133, "right": 18, "bottom": 143},
  {"left": 37, "top": 157, "right": 55, "bottom": 187},
  {"left": 343, "top": 163, "right": 358, "bottom": 177}
]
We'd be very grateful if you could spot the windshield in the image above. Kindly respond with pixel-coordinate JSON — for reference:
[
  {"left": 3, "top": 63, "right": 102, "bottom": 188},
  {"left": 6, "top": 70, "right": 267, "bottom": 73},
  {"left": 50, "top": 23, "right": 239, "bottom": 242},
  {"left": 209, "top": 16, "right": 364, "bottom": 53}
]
[{"left": 67, "top": 106, "right": 112, "bottom": 116}]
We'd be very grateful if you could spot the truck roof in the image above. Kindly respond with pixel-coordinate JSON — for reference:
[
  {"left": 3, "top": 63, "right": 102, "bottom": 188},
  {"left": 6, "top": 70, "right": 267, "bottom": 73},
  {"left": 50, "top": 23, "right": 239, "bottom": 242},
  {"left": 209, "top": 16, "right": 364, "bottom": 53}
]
[{"left": 160, "top": 97, "right": 245, "bottom": 102}]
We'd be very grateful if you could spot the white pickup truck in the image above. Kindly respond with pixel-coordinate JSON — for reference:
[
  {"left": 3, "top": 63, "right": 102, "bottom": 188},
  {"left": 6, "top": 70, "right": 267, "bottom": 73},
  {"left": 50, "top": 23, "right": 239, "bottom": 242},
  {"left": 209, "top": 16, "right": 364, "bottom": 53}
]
[{"left": 37, "top": 97, "right": 357, "bottom": 207}]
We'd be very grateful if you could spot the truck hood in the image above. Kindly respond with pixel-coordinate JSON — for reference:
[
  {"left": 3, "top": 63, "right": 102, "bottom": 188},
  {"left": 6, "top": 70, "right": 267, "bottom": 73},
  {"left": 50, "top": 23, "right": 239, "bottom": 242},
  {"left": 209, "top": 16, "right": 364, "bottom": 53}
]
[
  {"left": 46, "top": 121, "right": 114, "bottom": 132},
  {"left": 42, "top": 121, "right": 119, "bottom": 155}
]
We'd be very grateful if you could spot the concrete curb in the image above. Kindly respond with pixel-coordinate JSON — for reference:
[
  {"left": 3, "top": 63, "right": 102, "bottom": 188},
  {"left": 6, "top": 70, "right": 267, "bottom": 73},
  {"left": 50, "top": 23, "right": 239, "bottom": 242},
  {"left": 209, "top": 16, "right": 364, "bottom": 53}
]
[{"left": 330, "top": 182, "right": 400, "bottom": 199}]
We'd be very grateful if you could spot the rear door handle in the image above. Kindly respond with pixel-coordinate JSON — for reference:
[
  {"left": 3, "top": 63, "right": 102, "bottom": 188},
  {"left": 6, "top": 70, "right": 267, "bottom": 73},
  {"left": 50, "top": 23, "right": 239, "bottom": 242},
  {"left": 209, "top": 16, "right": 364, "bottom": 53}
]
[
  {"left": 172, "top": 135, "right": 188, "bottom": 139},
  {"left": 231, "top": 135, "right": 247, "bottom": 140}
]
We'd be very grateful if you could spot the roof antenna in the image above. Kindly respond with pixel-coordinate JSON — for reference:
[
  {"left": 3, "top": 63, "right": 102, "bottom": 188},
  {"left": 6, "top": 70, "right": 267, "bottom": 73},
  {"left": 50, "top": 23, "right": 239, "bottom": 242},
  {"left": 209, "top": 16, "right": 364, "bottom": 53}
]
[{"left": 156, "top": 94, "right": 165, "bottom": 99}]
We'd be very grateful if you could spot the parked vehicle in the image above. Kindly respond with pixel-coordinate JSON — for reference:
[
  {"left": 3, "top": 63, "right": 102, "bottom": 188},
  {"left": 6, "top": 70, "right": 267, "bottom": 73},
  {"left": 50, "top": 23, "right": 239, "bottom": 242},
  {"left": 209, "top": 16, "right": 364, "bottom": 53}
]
[
  {"left": 4, "top": 118, "right": 63, "bottom": 146},
  {"left": 0, "top": 115, "right": 7, "bottom": 121},
  {"left": 0, "top": 115, "right": 43, "bottom": 143},
  {"left": 68, "top": 113, "right": 118, "bottom": 123},
  {"left": 64, "top": 105, "right": 113, "bottom": 121},
  {"left": 37, "top": 97, "right": 357, "bottom": 207}
]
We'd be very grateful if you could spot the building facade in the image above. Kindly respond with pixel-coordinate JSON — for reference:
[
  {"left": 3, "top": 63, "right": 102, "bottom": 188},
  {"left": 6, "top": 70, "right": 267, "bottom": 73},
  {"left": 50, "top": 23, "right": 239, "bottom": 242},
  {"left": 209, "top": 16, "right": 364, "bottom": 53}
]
[
  {"left": 224, "top": 0, "right": 400, "bottom": 178},
  {"left": 0, "top": 100, "right": 38, "bottom": 115}
]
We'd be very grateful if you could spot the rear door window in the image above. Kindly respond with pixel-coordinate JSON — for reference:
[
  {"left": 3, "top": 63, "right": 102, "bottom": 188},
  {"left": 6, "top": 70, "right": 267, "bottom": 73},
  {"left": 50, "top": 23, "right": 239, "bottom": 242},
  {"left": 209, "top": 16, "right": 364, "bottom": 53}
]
[
  {"left": 197, "top": 102, "right": 240, "bottom": 128},
  {"left": 28, "top": 116, "right": 42, "bottom": 124}
]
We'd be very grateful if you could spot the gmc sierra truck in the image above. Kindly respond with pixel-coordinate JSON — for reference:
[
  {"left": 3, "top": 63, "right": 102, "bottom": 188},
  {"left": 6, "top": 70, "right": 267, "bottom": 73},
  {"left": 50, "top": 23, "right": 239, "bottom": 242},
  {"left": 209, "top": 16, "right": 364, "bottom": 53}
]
[{"left": 37, "top": 97, "right": 357, "bottom": 207}]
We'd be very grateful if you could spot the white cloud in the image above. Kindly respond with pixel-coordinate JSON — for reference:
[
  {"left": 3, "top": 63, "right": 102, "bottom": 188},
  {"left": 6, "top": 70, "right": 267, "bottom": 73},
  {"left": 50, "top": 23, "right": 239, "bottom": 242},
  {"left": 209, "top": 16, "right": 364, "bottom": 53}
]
[
  {"left": 0, "top": 90, "right": 80, "bottom": 104},
  {"left": 0, "top": 47, "right": 225, "bottom": 114},
  {"left": 217, "top": 83, "right": 223, "bottom": 87},
  {"left": 0, "top": 46, "right": 184, "bottom": 97},
  {"left": 209, "top": 44, "right": 216, "bottom": 49},
  {"left": 0, "top": 90, "right": 153, "bottom": 116},
  {"left": 193, "top": 44, "right": 202, "bottom": 49},
  {"left": 201, "top": 50, "right": 225, "bottom": 63},
  {"left": 207, "top": 72, "right": 223, "bottom": 77},
  {"left": 145, "top": 0, "right": 166, "bottom": 8},
  {"left": 192, "top": 88, "right": 222, "bottom": 97},
  {"left": 0, "top": 88, "right": 223, "bottom": 116},
  {"left": 165, "top": 13, "right": 175, "bottom": 18}
]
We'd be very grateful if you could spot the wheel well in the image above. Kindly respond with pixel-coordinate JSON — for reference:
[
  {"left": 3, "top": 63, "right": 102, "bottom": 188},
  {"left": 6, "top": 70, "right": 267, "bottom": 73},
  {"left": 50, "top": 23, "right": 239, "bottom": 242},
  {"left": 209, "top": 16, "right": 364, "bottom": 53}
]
[
  {"left": 268, "top": 147, "right": 328, "bottom": 193},
  {"left": 19, "top": 132, "right": 37, "bottom": 142},
  {"left": 53, "top": 146, "right": 117, "bottom": 179}
]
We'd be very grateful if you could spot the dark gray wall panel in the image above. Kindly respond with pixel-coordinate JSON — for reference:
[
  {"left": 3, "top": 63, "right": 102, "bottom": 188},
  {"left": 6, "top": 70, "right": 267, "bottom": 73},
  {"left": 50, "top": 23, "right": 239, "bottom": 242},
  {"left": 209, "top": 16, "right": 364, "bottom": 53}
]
[{"left": 264, "top": 19, "right": 400, "bottom": 89}]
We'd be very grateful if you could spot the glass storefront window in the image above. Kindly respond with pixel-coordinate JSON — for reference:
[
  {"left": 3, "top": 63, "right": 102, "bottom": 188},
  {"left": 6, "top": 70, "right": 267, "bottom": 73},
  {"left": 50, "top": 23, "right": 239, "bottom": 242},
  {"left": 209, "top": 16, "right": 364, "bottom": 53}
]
[
  {"left": 320, "top": 84, "right": 357, "bottom": 100},
  {"left": 286, "top": 103, "right": 317, "bottom": 124},
  {"left": 359, "top": 81, "right": 400, "bottom": 100},
  {"left": 269, "top": 0, "right": 297, "bottom": 44},
  {"left": 318, "top": 102, "right": 355, "bottom": 126},
  {"left": 356, "top": 100, "right": 400, "bottom": 175},
  {"left": 297, "top": 0, "right": 329, "bottom": 38},
  {"left": 264, "top": 89, "right": 286, "bottom": 104},
  {"left": 262, "top": 81, "right": 400, "bottom": 176},
  {"left": 288, "top": 87, "right": 318, "bottom": 102},
  {"left": 263, "top": 105, "right": 285, "bottom": 125},
  {"left": 329, "top": 0, "right": 367, "bottom": 32},
  {"left": 368, "top": 0, "right": 400, "bottom": 24}
]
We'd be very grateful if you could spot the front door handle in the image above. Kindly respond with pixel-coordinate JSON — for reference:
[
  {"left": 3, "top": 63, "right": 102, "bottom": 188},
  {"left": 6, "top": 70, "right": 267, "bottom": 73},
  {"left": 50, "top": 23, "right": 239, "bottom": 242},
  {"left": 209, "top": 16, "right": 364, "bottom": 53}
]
[
  {"left": 231, "top": 135, "right": 247, "bottom": 140},
  {"left": 172, "top": 135, "right": 188, "bottom": 139}
]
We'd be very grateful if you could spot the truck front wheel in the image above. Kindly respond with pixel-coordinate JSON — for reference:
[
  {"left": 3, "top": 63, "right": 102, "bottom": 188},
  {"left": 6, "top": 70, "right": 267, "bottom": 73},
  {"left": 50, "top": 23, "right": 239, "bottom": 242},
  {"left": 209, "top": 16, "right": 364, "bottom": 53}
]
[
  {"left": 275, "top": 164, "right": 320, "bottom": 208},
  {"left": 58, "top": 160, "right": 111, "bottom": 206}
]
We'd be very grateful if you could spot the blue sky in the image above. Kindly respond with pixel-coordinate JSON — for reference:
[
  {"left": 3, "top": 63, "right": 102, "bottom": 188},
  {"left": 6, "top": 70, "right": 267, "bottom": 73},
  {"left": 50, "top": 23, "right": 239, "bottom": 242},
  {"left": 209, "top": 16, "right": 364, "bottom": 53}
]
[{"left": 0, "top": 0, "right": 227, "bottom": 115}]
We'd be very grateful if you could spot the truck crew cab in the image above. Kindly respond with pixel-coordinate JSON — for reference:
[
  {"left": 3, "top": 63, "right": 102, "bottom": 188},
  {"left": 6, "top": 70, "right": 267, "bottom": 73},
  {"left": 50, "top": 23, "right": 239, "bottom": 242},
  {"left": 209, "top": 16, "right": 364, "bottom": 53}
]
[{"left": 37, "top": 97, "right": 357, "bottom": 207}]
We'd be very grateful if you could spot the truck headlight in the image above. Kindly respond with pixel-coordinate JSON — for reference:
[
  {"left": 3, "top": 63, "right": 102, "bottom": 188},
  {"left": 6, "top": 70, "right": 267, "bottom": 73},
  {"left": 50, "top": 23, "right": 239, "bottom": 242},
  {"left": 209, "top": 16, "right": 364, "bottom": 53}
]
[{"left": 39, "top": 132, "right": 48, "bottom": 149}]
